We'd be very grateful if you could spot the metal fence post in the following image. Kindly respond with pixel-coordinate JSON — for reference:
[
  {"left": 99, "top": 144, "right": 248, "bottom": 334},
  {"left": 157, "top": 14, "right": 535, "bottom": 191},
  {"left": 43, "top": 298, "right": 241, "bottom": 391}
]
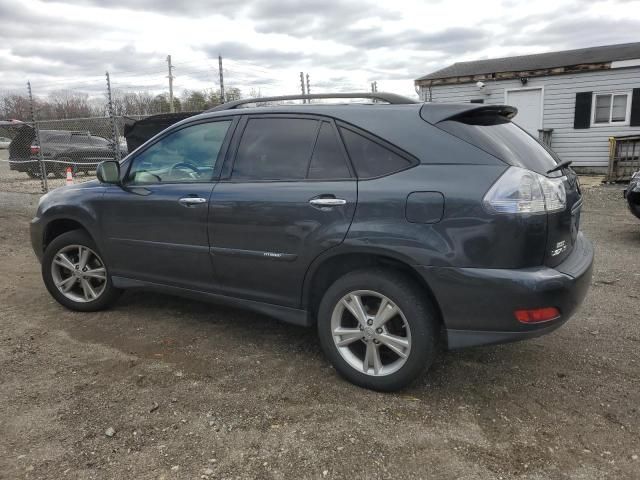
[
  {"left": 27, "top": 81, "right": 48, "bottom": 193},
  {"left": 105, "top": 72, "right": 122, "bottom": 162}
]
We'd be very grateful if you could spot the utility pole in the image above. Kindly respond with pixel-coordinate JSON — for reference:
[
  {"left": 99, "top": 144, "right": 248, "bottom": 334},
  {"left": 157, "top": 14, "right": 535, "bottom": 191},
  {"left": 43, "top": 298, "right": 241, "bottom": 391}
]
[
  {"left": 105, "top": 71, "right": 121, "bottom": 163},
  {"left": 306, "top": 73, "right": 310, "bottom": 103},
  {"left": 166, "top": 55, "right": 175, "bottom": 113},
  {"left": 299, "top": 72, "right": 306, "bottom": 103},
  {"left": 371, "top": 81, "right": 378, "bottom": 93},
  {"left": 218, "top": 55, "right": 225, "bottom": 104}
]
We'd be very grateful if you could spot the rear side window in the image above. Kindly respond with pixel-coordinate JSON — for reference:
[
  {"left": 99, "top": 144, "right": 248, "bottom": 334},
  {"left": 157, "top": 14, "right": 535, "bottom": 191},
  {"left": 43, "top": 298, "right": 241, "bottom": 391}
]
[
  {"left": 232, "top": 118, "right": 318, "bottom": 180},
  {"left": 437, "top": 115, "right": 557, "bottom": 175},
  {"left": 307, "top": 122, "right": 351, "bottom": 179},
  {"left": 339, "top": 127, "right": 412, "bottom": 179}
]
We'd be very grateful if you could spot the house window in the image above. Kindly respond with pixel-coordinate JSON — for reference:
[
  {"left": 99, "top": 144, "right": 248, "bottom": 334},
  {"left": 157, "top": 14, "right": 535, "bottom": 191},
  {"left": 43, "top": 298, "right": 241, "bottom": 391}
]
[{"left": 592, "top": 93, "right": 631, "bottom": 125}]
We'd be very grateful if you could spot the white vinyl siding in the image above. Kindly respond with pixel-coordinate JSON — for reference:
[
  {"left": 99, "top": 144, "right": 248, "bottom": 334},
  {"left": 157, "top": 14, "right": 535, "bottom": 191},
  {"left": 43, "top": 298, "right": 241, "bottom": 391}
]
[{"left": 421, "top": 66, "right": 640, "bottom": 169}]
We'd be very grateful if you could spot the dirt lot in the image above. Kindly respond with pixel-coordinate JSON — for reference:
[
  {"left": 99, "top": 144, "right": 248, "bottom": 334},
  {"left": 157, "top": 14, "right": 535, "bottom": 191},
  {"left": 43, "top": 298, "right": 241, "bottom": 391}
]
[{"left": 0, "top": 177, "right": 638, "bottom": 479}]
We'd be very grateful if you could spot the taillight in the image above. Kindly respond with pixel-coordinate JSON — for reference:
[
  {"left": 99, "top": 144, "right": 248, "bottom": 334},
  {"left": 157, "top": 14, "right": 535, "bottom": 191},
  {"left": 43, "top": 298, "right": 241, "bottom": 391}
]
[
  {"left": 30, "top": 145, "right": 40, "bottom": 155},
  {"left": 514, "top": 307, "right": 560, "bottom": 324},
  {"left": 484, "top": 167, "right": 566, "bottom": 214}
]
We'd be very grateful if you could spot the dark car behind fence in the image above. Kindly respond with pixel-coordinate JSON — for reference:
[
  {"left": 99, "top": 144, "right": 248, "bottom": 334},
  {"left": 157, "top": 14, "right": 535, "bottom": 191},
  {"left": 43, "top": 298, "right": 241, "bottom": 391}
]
[
  {"left": 1, "top": 116, "right": 142, "bottom": 192},
  {"left": 0, "top": 113, "right": 204, "bottom": 193}
]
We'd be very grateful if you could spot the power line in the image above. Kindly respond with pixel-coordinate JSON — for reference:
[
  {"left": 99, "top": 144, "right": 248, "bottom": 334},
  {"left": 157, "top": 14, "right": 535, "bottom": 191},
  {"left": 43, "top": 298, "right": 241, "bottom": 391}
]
[{"left": 224, "top": 59, "right": 273, "bottom": 74}]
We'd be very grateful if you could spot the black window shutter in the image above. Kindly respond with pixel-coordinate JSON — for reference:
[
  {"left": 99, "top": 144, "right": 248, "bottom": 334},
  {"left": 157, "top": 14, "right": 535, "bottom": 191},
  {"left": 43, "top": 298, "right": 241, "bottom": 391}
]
[
  {"left": 574, "top": 92, "right": 592, "bottom": 129},
  {"left": 630, "top": 88, "right": 640, "bottom": 126}
]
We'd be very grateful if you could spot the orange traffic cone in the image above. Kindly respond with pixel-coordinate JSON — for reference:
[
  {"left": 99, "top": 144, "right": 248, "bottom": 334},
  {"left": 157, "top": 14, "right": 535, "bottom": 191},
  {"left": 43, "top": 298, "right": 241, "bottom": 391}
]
[{"left": 65, "top": 167, "right": 73, "bottom": 185}]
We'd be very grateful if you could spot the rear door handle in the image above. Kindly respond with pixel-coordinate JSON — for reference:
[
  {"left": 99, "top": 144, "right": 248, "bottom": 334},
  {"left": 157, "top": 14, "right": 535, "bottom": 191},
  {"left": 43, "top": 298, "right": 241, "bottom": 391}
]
[
  {"left": 309, "top": 198, "right": 347, "bottom": 207},
  {"left": 179, "top": 197, "right": 207, "bottom": 206}
]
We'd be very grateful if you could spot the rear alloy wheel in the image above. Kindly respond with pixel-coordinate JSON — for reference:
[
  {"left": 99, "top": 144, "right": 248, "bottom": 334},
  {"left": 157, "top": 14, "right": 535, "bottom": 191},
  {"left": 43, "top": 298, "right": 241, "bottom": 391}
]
[
  {"left": 331, "top": 290, "right": 411, "bottom": 376},
  {"left": 42, "top": 230, "right": 120, "bottom": 311},
  {"left": 317, "top": 269, "right": 438, "bottom": 391}
]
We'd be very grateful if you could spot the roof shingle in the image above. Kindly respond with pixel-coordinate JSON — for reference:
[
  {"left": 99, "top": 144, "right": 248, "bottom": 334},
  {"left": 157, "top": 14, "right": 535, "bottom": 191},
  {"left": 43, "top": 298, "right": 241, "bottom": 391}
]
[{"left": 416, "top": 42, "right": 640, "bottom": 81}]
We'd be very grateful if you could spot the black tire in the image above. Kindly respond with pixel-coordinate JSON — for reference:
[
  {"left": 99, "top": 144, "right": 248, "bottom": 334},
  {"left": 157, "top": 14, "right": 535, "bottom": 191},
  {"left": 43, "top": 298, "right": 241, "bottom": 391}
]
[
  {"left": 317, "top": 268, "right": 439, "bottom": 392},
  {"left": 42, "top": 229, "right": 121, "bottom": 312},
  {"left": 26, "top": 169, "right": 41, "bottom": 179},
  {"left": 52, "top": 163, "right": 67, "bottom": 178}
]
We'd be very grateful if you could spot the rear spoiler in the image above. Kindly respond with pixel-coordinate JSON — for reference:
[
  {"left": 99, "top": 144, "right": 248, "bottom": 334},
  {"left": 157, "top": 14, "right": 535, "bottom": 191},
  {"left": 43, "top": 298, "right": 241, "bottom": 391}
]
[{"left": 420, "top": 103, "right": 517, "bottom": 125}]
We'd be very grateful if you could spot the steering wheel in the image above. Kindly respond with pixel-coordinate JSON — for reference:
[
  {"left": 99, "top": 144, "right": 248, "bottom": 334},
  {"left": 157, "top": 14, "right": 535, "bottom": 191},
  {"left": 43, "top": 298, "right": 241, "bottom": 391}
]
[{"left": 169, "top": 162, "right": 200, "bottom": 178}]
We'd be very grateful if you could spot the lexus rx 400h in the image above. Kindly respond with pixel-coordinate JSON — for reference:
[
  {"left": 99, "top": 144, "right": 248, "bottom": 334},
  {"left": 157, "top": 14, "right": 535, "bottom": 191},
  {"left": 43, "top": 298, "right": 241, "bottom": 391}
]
[{"left": 30, "top": 93, "right": 594, "bottom": 391}]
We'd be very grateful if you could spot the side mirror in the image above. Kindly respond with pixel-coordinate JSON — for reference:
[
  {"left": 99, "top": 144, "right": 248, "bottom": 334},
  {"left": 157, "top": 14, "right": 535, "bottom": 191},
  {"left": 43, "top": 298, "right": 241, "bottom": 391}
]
[{"left": 96, "top": 161, "right": 121, "bottom": 184}]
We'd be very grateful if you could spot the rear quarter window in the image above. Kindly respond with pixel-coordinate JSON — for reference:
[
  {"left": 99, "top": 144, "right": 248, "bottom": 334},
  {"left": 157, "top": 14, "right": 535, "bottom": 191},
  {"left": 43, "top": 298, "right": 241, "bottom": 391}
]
[{"left": 338, "top": 126, "right": 414, "bottom": 179}]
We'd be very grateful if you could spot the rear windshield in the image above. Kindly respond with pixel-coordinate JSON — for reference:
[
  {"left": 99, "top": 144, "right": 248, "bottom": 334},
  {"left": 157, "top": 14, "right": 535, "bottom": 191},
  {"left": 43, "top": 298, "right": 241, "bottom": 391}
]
[{"left": 437, "top": 114, "right": 558, "bottom": 175}]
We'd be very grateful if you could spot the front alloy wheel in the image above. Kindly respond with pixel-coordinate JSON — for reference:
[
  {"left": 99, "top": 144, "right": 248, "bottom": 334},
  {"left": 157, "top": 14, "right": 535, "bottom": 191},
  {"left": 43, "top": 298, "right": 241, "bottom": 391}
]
[
  {"left": 42, "top": 229, "right": 120, "bottom": 311},
  {"left": 51, "top": 245, "right": 107, "bottom": 303}
]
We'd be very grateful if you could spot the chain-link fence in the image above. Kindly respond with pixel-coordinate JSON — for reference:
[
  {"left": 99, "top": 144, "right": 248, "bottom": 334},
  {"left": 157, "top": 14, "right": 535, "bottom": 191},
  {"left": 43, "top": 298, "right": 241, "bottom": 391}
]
[
  {"left": 1, "top": 117, "right": 123, "bottom": 192},
  {"left": 0, "top": 75, "right": 149, "bottom": 194},
  {"left": 1, "top": 65, "right": 387, "bottom": 195}
]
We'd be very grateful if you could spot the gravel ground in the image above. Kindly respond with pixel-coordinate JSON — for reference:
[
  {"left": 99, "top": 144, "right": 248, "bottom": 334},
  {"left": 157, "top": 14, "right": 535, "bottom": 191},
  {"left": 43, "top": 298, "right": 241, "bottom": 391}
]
[{"left": 0, "top": 178, "right": 638, "bottom": 479}]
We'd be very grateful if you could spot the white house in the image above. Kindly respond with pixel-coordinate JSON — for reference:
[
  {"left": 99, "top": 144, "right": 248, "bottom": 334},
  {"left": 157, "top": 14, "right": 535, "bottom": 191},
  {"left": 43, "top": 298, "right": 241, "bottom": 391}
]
[{"left": 415, "top": 43, "right": 640, "bottom": 174}]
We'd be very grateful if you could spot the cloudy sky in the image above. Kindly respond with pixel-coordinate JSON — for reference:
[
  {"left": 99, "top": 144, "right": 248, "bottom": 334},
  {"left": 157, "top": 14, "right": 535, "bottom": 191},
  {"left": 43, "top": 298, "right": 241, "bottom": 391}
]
[{"left": 1, "top": 0, "right": 639, "bottom": 99}]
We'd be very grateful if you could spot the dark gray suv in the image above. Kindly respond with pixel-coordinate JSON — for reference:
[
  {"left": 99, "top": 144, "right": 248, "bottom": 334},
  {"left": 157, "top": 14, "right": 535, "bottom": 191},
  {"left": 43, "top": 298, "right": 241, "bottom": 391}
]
[{"left": 30, "top": 93, "right": 594, "bottom": 391}]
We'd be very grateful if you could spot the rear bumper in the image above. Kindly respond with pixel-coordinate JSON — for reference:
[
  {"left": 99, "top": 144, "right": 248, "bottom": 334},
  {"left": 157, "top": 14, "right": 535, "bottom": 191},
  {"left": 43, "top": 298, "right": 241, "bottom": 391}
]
[
  {"left": 418, "top": 232, "right": 594, "bottom": 349},
  {"left": 9, "top": 158, "right": 35, "bottom": 172}
]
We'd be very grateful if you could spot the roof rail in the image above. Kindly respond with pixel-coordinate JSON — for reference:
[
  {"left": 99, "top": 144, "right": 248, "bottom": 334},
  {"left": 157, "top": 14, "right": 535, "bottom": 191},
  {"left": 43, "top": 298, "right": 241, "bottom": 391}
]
[{"left": 205, "top": 92, "right": 418, "bottom": 112}]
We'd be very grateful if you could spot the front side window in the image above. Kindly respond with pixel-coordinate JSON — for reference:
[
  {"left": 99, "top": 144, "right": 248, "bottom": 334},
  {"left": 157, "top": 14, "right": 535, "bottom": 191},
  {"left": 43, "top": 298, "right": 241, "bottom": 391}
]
[
  {"left": 127, "top": 121, "right": 231, "bottom": 184},
  {"left": 593, "top": 93, "right": 630, "bottom": 125}
]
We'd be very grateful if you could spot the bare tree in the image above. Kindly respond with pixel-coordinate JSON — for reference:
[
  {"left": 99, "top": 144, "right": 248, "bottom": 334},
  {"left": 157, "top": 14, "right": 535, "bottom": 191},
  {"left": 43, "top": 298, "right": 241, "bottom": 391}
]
[
  {"left": 0, "top": 92, "right": 32, "bottom": 120},
  {"left": 44, "top": 90, "right": 96, "bottom": 119}
]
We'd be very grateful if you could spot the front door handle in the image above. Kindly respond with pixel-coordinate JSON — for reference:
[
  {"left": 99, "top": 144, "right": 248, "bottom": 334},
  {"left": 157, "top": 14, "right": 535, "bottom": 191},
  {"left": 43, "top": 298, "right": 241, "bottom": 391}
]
[
  {"left": 179, "top": 197, "right": 207, "bottom": 207},
  {"left": 309, "top": 198, "right": 347, "bottom": 207}
]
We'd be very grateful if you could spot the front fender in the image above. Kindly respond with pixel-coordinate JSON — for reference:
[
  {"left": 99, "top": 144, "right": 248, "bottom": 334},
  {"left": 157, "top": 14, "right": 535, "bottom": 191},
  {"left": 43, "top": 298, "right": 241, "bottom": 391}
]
[{"left": 36, "top": 184, "right": 106, "bottom": 256}]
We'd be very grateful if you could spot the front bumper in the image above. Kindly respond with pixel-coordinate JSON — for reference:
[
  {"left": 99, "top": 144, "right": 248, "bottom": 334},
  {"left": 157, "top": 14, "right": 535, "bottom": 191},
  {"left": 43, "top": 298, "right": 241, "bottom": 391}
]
[
  {"left": 418, "top": 232, "right": 594, "bottom": 349},
  {"left": 30, "top": 216, "right": 44, "bottom": 263},
  {"left": 624, "top": 179, "right": 640, "bottom": 220}
]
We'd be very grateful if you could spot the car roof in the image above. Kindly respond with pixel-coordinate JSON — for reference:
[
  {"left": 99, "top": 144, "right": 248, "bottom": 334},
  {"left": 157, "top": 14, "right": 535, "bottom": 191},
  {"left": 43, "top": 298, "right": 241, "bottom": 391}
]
[{"left": 141, "top": 100, "right": 515, "bottom": 166}]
